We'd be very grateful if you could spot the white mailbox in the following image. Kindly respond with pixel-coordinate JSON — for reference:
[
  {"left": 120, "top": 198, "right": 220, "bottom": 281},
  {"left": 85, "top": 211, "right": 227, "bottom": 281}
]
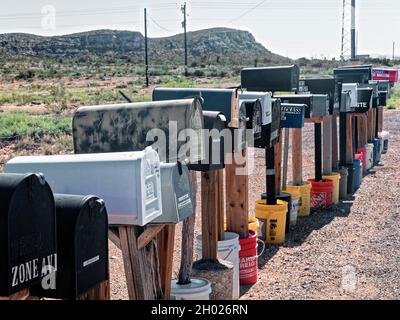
[
  {"left": 5, "top": 147, "right": 162, "bottom": 226},
  {"left": 342, "top": 83, "right": 359, "bottom": 111},
  {"left": 239, "top": 91, "right": 273, "bottom": 126}
]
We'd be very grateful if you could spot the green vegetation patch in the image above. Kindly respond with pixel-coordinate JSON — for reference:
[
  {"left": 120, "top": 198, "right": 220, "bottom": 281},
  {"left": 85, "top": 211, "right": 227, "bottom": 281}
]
[{"left": 387, "top": 85, "right": 400, "bottom": 110}]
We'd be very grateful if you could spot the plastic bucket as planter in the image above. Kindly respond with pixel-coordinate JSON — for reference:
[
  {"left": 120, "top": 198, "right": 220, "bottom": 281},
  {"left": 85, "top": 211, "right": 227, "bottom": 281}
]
[
  {"left": 373, "top": 138, "right": 381, "bottom": 164},
  {"left": 357, "top": 147, "right": 367, "bottom": 174},
  {"left": 170, "top": 278, "right": 212, "bottom": 300},
  {"left": 261, "top": 192, "right": 291, "bottom": 234},
  {"left": 224, "top": 218, "right": 259, "bottom": 236},
  {"left": 287, "top": 182, "right": 311, "bottom": 217},
  {"left": 284, "top": 187, "right": 300, "bottom": 226},
  {"left": 339, "top": 167, "right": 348, "bottom": 200},
  {"left": 195, "top": 232, "right": 240, "bottom": 300},
  {"left": 352, "top": 159, "right": 362, "bottom": 191},
  {"left": 255, "top": 200, "right": 288, "bottom": 245},
  {"left": 322, "top": 172, "right": 341, "bottom": 205},
  {"left": 379, "top": 131, "right": 389, "bottom": 154},
  {"left": 307, "top": 179, "right": 334, "bottom": 209},
  {"left": 367, "top": 144, "right": 374, "bottom": 170},
  {"left": 239, "top": 230, "right": 264, "bottom": 285},
  {"left": 346, "top": 163, "right": 355, "bottom": 195}
]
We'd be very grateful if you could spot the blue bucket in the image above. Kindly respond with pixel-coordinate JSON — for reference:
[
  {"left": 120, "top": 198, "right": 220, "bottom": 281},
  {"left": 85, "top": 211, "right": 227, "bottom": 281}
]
[
  {"left": 352, "top": 159, "right": 362, "bottom": 191},
  {"left": 374, "top": 138, "right": 382, "bottom": 164}
]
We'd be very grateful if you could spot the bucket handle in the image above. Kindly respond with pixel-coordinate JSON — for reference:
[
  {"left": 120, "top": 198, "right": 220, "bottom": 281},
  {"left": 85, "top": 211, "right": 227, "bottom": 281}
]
[{"left": 257, "top": 239, "right": 266, "bottom": 258}]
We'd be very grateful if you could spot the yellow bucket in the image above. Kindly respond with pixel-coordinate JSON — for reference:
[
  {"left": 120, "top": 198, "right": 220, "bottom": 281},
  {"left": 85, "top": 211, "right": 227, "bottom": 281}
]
[
  {"left": 255, "top": 200, "right": 287, "bottom": 245},
  {"left": 323, "top": 172, "right": 341, "bottom": 204},
  {"left": 284, "top": 187, "right": 300, "bottom": 226},
  {"left": 287, "top": 182, "right": 311, "bottom": 217},
  {"left": 225, "top": 217, "right": 259, "bottom": 235}
]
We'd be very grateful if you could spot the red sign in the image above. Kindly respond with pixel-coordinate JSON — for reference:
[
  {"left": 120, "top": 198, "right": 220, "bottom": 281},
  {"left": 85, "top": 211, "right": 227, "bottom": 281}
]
[{"left": 372, "top": 68, "right": 399, "bottom": 86}]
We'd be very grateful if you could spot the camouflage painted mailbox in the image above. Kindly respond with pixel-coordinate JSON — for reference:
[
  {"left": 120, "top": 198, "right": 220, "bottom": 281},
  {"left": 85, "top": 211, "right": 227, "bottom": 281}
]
[
  {"left": 299, "top": 78, "right": 341, "bottom": 115},
  {"left": 273, "top": 94, "right": 329, "bottom": 119},
  {"left": 5, "top": 149, "right": 162, "bottom": 226},
  {"left": 241, "top": 65, "right": 300, "bottom": 92},
  {"left": 0, "top": 173, "right": 57, "bottom": 296},
  {"left": 32, "top": 194, "right": 109, "bottom": 299},
  {"left": 152, "top": 162, "right": 194, "bottom": 224},
  {"left": 73, "top": 99, "right": 204, "bottom": 164},
  {"left": 280, "top": 103, "right": 306, "bottom": 128}
]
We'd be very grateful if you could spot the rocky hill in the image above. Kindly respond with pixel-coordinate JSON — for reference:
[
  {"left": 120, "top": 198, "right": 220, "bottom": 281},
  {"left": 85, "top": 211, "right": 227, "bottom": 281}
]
[{"left": 0, "top": 28, "right": 287, "bottom": 65}]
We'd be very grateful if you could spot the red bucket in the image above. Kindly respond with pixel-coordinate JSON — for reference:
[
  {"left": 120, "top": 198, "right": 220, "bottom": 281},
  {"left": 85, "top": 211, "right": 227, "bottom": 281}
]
[
  {"left": 307, "top": 179, "right": 334, "bottom": 209},
  {"left": 239, "top": 230, "right": 258, "bottom": 285},
  {"left": 357, "top": 147, "right": 367, "bottom": 174}
]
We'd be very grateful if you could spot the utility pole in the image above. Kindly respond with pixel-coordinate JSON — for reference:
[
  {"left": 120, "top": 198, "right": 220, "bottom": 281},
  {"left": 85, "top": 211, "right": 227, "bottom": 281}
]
[
  {"left": 181, "top": 2, "right": 188, "bottom": 76},
  {"left": 144, "top": 8, "right": 149, "bottom": 87},
  {"left": 393, "top": 41, "right": 396, "bottom": 61},
  {"left": 351, "top": 0, "right": 356, "bottom": 60}
]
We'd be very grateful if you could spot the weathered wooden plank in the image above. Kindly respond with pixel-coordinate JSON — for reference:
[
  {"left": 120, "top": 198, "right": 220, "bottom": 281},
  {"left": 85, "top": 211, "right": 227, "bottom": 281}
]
[
  {"left": 77, "top": 280, "right": 111, "bottom": 300},
  {"left": 305, "top": 117, "right": 323, "bottom": 123},
  {"left": 282, "top": 128, "right": 290, "bottom": 191},
  {"left": 108, "top": 228, "right": 121, "bottom": 250},
  {"left": 292, "top": 128, "right": 303, "bottom": 184},
  {"left": 346, "top": 113, "right": 354, "bottom": 164},
  {"left": 137, "top": 224, "right": 165, "bottom": 250},
  {"left": 225, "top": 149, "right": 249, "bottom": 238},
  {"left": 332, "top": 115, "right": 339, "bottom": 171},
  {"left": 216, "top": 169, "right": 225, "bottom": 242},
  {"left": 157, "top": 224, "right": 176, "bottom": 299},
  {"left": 323, "top": 115, "right": 333, "bottom": 176}
]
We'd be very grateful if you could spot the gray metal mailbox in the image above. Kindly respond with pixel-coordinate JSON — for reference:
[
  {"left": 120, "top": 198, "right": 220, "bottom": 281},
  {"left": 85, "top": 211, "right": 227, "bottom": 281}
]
[
  {"left": 273, "top": 94, "right": 329, "bottom": 118},
  {"left": 73, "top": 99, "right": 205, "bottom": 164},
  {"left": 334, "top": 66, "right": 372, "bottom": 84},
  {"left": 376, "top": 80, "right": 391, "bottom": 98},
  {"left": 241, "top": 65, "right": 300, "bottom": 92},
  {"left": 152, "top": 162, "right": 194, "bottom": 224},
  {"left": 341, "top": 91, "right": 352, "bottom": 113}
]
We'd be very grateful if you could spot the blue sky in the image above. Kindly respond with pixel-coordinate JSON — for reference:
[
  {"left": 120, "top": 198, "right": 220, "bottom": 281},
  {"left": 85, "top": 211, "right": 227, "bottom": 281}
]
[{"left": 0, "top": 0, "right": 399, "bottom": 59}]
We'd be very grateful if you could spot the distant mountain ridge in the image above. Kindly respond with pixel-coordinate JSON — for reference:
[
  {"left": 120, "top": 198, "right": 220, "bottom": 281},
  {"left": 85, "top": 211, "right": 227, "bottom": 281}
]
[{"left": 0, "top": 28, "right": 287, "bottom": 64}]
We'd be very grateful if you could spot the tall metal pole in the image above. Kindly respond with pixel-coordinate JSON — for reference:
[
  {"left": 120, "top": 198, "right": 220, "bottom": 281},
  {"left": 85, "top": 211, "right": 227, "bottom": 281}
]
[
  {"left": 393, "top": 41, "right": 396, "bottom": 61},
  {"left": 181, "top": 2, "right": 188, "bottom": 76},
  {"left": 144, "top": 8, "right": 149, "bottom": 87},
  {"left": 351, "top": 0, "right": 356, "bottom": 60}
]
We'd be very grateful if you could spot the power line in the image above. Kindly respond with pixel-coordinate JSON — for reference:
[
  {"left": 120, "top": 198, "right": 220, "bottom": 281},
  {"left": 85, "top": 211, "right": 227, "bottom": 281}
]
[
  {"left": 227, "top": 0, "right": 269, "bottom": 23},
  {"left": 148, "top": 15, "right": 172, "bottom": 32}
]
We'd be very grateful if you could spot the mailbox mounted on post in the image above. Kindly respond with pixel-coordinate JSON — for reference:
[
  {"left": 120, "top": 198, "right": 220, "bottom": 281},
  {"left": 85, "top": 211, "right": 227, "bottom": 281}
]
[
  {"left": 334, "top": 66, "right": 372, "bottom": 84},
  {"left": 299, "top": 78, "right": 341, "bottom": 115},
  {"left": 280, "top": 103, "right": 306, "bottom": 128},
  {"left": 355, "top": 87, "right": 373, "bottom": 113},
  {"left": 0, "top": 173, "right": 57, "bottom": 296},
  {"left": 241, "top": 65, "right": 300, "bottom": 92},
  {"left": 152, "top": 163, "right": 194, "bottom": 224},
  {"left": 273, "top": 94, "right": 329, "bottom": 119},
  {"left": 378, "top": 92, "right": 388, "bottom": 106},
  {"left": 5, "top": 148, "right": 162, "bottom": 226},
  {"left": 377, "top": 80, "right": 391, "bottom": 98},
  {"left": 242, "top": 99, "right": 263, "bottom": 145},
  {"left": 341, "top": 91, "right": 352, "bottom": 113},
  {"left": 189, "top": 111, "right": 227, "bottom": 171},
  {"left": 73, "top": 99, "right": 205, "bottom": 164},
  {"left": 32, "top": 194, "right": 109, "bottom": 300}
]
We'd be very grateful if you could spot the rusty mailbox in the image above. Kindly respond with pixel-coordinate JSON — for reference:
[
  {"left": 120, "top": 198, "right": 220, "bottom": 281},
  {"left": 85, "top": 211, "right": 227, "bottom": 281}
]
[
  {"left": 0, "top": 173, "right": 57, "bottom": 296},
  {"left": 73, "top": 99, "right": 205, "bottom": 164},
  {"left": 241, "top": 65, "right": 300, "bottom": 92},
  {"left": 32, "top": 194, "right": 109, "bottom": 299}
]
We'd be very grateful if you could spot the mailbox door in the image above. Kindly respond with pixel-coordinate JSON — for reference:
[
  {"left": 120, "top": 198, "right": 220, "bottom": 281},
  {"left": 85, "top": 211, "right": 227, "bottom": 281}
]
[
  {"left": 342, "top": 84, "right": 359, "bottom": 111},
  {"left": 241, "top": 65, "right": 300, "bottom": 92},
  {"left": 0, "top": 173, "right": 56, "bottom": 296},
  {"left": 259, "top": 98, "right": 282, "bottom": 149},
  {"left": 239, "top": 92, "right": 273, "bottom": 126},
  {"left": 340, "top": 92, "right": 352, "bottom": 113},
  {"left": 244, "top": 100, "right": 262, "bottom": 142},
  {"left": 73, "top": 99, "right": 204, "bottom": 164},
  {"left": 378, "top": 92, "right": 387, "bottom": 106},
  {"left": 355, "top": 88, "right": 373, "bottom": 113},
  {"left": 280, "top": 104, "right": 306, "bottom": 129}
]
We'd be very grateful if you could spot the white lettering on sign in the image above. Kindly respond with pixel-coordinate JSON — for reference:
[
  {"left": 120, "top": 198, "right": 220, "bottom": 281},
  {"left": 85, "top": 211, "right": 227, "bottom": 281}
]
[{"left": 83, "top": 255, "right": 100, "bottom": 267}]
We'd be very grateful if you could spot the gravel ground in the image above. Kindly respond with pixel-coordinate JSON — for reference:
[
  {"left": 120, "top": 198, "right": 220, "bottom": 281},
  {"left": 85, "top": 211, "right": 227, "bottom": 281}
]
[{"left": 105, "top": 109, "right": 400, "bottom": 300}]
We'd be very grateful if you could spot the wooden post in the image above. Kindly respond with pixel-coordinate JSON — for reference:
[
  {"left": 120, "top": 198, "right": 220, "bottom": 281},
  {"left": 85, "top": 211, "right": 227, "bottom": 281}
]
[
  {"left": 216, "top": 169, "right": 225, "bottom": 241},
  {"left": 78, "top": 281, "right": 110, "bottom": 300},
  {"left": 372, "top": 108, "right": 377, "bottom": 139},
  {"left": 274, "top": 131, "right": 283, "bottom": 194},
  {"left": 157, "top": 224, "right": 176, "bottom": 299},
  {"left": 346, "top": 113, "right": 354, "bottom": 164},
  {"left": 332, "top": 115, "right": 339, "bottom": 171},
  {"left": 226, "top": 149, "right": 249, "bottom": 239},
  {"left": 367, "top": 109, "right": 375, "bottom": 142},
  {"left": 178, "top": 171, "right": 197, "bottom": 284},
  {"left": 0, "top": 289, "right": 29, "bottom": 300},
  {"left": 282, "top": 128, "right": 290, "bottom": 191},
  {"left": 323, "top": 115, "right": 332, "bottom": 176},
  {"left": 315, "top": 122, "right": 323, "bottom": 182},
  {"left": 377, "top": 106, "right": 384, "bottom": 133},
  {"left": 201, "top": 170, "right": 222, "bottom": 261},
  {"left": 292, "top": 128, "right": 303, "bottom": 185}
]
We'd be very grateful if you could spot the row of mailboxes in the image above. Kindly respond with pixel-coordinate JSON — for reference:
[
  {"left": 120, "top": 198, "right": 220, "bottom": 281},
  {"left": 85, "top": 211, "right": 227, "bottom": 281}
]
[
  {"left": 32, "top": 194, "right": 109, "bottom": 299},
  {"left": 273, "top": 94, "right": 329, "bottom": 119},
  {"left": 241, "top": 65, "right": 300, "bottom": 92},
  {"left": 0, "top": 173, "right": 57, "bottom": 296},
  {"left": 299, "top": 78, "right": 341, "bottom": 115},
  {"left": 72, "top": 99, "right": 205, "bottom": 164},
  {"left": 334, "top": 66, "right": 372, "bottom": 84},
  {"left": 5, "top": 148, "right": 163, "bottom": 226}
]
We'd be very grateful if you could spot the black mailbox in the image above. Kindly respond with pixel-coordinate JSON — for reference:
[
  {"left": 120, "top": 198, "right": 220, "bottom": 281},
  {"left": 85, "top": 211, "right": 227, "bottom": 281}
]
[
  {"left": 189, "top": 111, "right": 228, "bottom": 171},
  {"left": 378, "top": 92, "right": 388, "bottom": 106},
  {"left": 355, "top": 88, "right": 373, "bottom": 113},
  {"left": 259, "top": 98, "right": 282, "bottom": 148},
  {"left": 243, "top": 99, "right": 263, "bottom": 144},
  {"left": 241, "top": 65, "right": 300, "bottom": 92},
  {"left": 299, "top": 78, "right": 341, "bottom": 115},
  {"left": 274, "top": 94, "right": 329, "bottom": 118},
  {"left": 334, "top": 66, "right": 372, "bottom": 84},
  {"left": 377, "top": 80, "right": 391, "bottom": 98},
  {"left": 0, "top": 173, "right": 56, "bottom": 296},
  {"left": 32, "top": 194, "right": 109, "bottom": 299}
]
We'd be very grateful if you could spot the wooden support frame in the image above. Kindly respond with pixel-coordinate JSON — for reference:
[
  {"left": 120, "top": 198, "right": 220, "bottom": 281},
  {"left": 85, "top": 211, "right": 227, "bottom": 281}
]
[
  {"left": 292, "top": 128, "right": 303, "bottom": 185},
  {"left": 323, "top": 115, "right": 333, "bottom": 176},
  {"left": 226, "top": 149, "right": 249, "bottom": 239},
  {"left": 376, "top": 106, "right": 384, "bottom": 136},
  {"left": 78, "top": 281, "right": 111, "bottom": 300},
  {"left": 332, "top": 114, "right": 339, "bottom": 171},
  {"left": 367, "top": 109, "right": 375, "bottom": 142},
  {"left": 282, "top": 128, "right": 290, "bottom": 191}
]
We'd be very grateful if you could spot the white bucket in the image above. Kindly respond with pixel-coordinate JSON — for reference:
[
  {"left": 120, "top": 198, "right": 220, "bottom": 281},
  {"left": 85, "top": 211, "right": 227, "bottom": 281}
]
[
  {"left": 195, "top": 232, "right": 241, "bottom": 300},
  {"left": 379, "top": 131, "right": 389, "bottom": 154},
  {"left": 365, "top": 144, "right": 373, "bottom": 170},
  {"left": 290, "top": 198, "right": 299, "bottom": 226},
  {"left": 170, "top": 277, "right": 212, "bottom": 300}
]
